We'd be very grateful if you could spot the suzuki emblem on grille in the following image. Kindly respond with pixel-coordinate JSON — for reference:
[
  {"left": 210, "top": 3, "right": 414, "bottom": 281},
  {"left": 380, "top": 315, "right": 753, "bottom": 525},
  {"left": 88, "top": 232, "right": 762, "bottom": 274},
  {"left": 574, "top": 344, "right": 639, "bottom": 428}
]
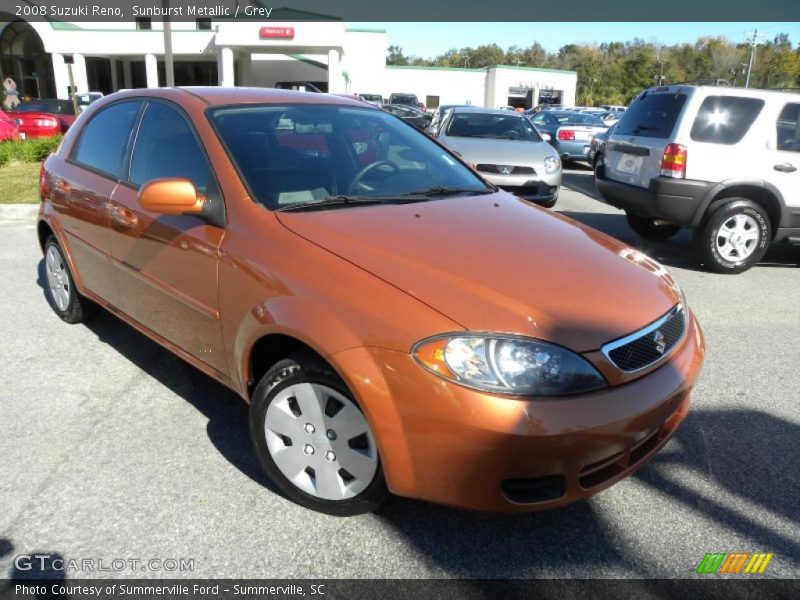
[
  {"left": 499, "top": 165, "right": 512, "bottom": 175},
  {"left": 653, "top": 330, "right": 667, "bottom": 354}
]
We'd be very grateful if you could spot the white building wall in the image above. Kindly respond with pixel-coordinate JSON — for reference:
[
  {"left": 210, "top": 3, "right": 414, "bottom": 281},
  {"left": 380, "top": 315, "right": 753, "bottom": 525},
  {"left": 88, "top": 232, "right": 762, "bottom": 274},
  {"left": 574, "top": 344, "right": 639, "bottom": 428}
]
[
  {"left": 488, "top": 67, "right": 578, "bottom": 108},
  {"left": 381, "top": 66, "right": 486, "bottom": 107},
  {"left": 342, "top": 30, "right": 386, "bottom": 96}
]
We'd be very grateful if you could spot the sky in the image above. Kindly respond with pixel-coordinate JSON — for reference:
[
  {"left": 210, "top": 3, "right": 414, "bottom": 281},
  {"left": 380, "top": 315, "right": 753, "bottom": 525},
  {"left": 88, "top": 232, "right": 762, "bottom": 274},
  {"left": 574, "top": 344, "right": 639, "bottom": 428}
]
[{"left": 363, "top": 22, "right": 800, "bottom": 58}]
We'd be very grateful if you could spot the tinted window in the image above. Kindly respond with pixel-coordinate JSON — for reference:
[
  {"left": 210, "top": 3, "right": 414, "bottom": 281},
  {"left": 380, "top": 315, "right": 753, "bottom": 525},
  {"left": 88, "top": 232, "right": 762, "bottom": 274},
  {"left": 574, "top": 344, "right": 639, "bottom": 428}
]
[
  {"left": 690, "top": 96, "right": 764, "bottom": 145},
  {"left": 446, "top": 113, "right": 542, "bottom": 141},
  {"left": 776, "top": 103, "right": 800, "bottom": 153},
  {"left": 210, "top": 104, "right": 490, "bottom": 210},
  {"left": 391, "top": 94, "right": 417, "bottom": 106},
  {"left": 73, "top": 100, "right": 141, "bottom": 178},
  {"left": 615, "top": 91, "right": 687, "bottom": 139},
  {"left": 129, "top": 102, "right": 209, "bottom": 192},
  {"left": 16, "top": 99, "right": 75, "bottom": 115},
  {"left": 551, "top": 113, "right": 605, "bottom": 126}
]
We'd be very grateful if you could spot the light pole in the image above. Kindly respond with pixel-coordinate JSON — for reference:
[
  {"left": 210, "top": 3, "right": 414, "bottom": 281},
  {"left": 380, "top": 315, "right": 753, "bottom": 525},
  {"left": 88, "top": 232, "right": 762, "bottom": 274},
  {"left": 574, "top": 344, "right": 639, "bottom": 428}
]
[{"left": 162, "top": 0, "right": 174, "bottom": 87}]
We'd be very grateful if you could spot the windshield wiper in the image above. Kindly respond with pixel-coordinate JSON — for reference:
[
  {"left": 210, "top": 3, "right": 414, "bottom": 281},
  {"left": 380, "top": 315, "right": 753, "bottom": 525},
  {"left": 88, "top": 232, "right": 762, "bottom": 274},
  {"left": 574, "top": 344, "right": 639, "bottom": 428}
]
[
  {"left": 276, "top": 194, "right": 429, "bottom": 212},
  {"left": 398, "top": 186, "right": 495, "bottom": 198}
]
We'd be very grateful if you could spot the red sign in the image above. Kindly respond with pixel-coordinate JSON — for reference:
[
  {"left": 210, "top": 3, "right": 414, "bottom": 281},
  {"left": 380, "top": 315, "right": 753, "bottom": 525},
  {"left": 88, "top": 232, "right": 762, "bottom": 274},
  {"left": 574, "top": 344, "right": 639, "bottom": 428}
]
[{"left": 259, "top": 26, "right": 295, "bottom": 39}]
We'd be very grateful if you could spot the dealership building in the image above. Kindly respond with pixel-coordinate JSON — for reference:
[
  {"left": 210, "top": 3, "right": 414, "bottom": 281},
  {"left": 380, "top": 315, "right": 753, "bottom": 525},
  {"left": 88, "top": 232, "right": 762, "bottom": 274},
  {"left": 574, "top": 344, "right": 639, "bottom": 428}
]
[{"left": 0, "top": 16, "right": 577, "bottom": 109}]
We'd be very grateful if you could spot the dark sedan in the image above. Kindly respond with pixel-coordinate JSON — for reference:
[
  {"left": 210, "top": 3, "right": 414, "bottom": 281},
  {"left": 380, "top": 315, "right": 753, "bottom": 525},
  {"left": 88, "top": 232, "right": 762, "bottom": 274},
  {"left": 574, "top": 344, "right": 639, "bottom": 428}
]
[
  {"left": 382, "top": 104, "right": 432, "bottom": 129},
  {"left": 588, "top": 123, "right": 617, "bottom": 172}
]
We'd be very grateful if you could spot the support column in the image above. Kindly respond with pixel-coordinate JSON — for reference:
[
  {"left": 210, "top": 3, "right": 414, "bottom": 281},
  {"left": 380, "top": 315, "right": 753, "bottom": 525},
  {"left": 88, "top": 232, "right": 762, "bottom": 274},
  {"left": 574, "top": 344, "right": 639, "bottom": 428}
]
[
  {"left": 237, "top": 52, "right": 252, "bottom": 87},
  {"left": 72, "top": 53, "right": 89, "bottom": 93},
  {"left": 145, "top": 53, "right": 159, "bottom": 88},
  {"left": 217, "top": 47, "right": 234, "bottom": 87},
  {"left": 109, "top": 58, "right": 119, "bottom": 92},
  {"left": 122, "top": 60, "right": 132, "bottom": 89},
  {"left": 327, "top": 48, "right": 344, "bottom": 94},
  {"left": 51, "top": 53, "right": 70, "bottom": 99}
]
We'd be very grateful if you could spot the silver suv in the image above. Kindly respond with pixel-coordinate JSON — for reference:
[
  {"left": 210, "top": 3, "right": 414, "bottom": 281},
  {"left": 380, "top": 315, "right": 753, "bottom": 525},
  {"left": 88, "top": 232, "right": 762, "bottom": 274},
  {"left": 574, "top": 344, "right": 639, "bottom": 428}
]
[{"left": 595, "top": 84, "right": 800, "bottom": 273}]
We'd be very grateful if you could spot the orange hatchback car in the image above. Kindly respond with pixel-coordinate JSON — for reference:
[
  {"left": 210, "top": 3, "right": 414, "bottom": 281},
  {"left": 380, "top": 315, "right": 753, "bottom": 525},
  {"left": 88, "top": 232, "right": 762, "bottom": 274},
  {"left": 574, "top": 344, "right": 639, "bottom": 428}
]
[{"left": 38, "top": 88, "right": 705, "bottom": 515}]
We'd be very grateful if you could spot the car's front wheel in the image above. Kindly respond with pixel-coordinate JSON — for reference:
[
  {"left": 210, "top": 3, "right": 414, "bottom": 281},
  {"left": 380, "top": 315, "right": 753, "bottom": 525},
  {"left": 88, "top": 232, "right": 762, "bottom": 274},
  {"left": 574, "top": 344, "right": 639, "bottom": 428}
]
[
  {"left": 695, "top": 199, "right": 770, "bottom": 274},
  {"left": 43, "top": 236, "right": 97, "bottom": 323},
  {"left": 249, "top": 352, "right": 388, "bottom": 516},
  {"left": 625, "top": 212, "right": 681, "bottom": 241}
]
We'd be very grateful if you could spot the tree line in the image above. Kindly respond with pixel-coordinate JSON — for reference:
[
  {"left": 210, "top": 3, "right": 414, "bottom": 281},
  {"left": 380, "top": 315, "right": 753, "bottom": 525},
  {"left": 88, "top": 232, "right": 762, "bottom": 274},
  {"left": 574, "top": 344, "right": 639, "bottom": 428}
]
[{"left": 387, "top": 34, "right": 800, "bottom": 105}]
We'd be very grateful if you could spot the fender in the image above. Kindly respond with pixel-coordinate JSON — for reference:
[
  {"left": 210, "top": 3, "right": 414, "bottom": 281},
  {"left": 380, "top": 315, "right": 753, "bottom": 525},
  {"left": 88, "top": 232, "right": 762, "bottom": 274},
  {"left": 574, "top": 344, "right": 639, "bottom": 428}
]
[{"left": 691, "top": 178, "right": 788, "bottom": 227}]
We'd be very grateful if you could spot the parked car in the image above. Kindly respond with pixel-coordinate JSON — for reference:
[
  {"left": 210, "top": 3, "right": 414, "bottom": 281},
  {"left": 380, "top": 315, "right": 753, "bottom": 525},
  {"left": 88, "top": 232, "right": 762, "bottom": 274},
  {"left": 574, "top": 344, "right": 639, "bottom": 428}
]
[
  {"left": 381, "top": 103, "right": 432, "bottom": 129},
  {"left": 426, "top": 103, "right": 468, "bottom": 136},
  {"left": 598, "top": 111, "right": 623, "bottom": 126},
  {"left": 434, "top": 107, "right": 562, "bottom": 207},
  {"left": 359, "top": 94, "right": 383, "bottom": 107},
  {"left": 7, "top": 98, "right": 76, "bottom": 138},
  {"left": 388, "top": 92, "right": 420, "bottom": 108},
  {"left": 75, "top": 92, "right": 104, "bottom": 111},
  {"left": 38, "top": 87, "right": 704, "bottom": 515},
  {"left": 529, "top": 110, "right": 608, "bottom": 163},
  {"left": 596, "top": 84, "right": 800, "bottom": 273},
  {"left": 587, "top": 123, "right": 616, "bottom": 171},
  {"left": 0, "top": 112, "right": 20, "bottom": 141},
  {"left": 599, "top": 104, "right": 627, "bottom": 112}
]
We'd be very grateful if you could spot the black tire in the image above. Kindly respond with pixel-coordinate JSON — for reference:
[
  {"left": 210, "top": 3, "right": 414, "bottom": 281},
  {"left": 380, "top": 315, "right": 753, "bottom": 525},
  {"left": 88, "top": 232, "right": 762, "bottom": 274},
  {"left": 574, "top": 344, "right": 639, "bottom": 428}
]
[
  {"left": 593, "top": 152, "right": 604, "bottom": 176},
  {"left": 249, "top": 352, "right": 389, "bottom": 516},
  {"left": 43, "top": 236, "right": 98, "bottom": 324},
  {"left": 694, "top": 199, "right": 771, "bottom": 274},
  {"left": 625, "top": 212, "right": 681, "bottom": 241}
]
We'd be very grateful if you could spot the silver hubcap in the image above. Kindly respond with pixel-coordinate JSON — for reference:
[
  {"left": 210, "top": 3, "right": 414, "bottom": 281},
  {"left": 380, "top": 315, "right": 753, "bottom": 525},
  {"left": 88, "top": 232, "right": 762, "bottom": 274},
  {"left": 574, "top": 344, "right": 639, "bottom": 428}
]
[
  {"left": 264, "top": 383, "right": 378, "bottom": 501},
  {"left": 45, "top": 245, "right": 71, "bottom": 311},
  {"left": 716, "top": 214, "right": 759, "bottom": 261}
]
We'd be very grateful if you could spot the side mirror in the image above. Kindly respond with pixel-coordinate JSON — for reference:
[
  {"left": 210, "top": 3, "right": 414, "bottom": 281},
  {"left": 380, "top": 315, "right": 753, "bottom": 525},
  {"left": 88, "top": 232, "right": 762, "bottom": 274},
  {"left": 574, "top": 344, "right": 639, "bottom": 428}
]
[
  {"left": 138, "top": 178, "right": 204, "bottom": 216},
  {"left": 541, "top": 132, "right": 552, "bottom": 142}
]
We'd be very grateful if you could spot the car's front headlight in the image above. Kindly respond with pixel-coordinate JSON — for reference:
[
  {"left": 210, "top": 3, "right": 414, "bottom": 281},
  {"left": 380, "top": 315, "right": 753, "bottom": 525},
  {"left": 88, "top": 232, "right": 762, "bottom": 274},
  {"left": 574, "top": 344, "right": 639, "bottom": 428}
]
[
  {"left": 544, "top": 155, "right": 561, "bottom": 173},
  {"left": 413, "top": 334, "right": 606, "bottom": 396}
]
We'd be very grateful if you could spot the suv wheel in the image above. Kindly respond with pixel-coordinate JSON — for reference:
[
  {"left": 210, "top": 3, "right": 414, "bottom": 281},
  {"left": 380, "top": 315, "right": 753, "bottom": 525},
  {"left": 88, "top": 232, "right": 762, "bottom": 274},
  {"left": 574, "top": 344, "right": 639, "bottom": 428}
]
[
  {"left": 696, "top": 199, "right": 771, "bottom": 274},
  {"left": 625, "top": 212, "right": 681, "bottom": 241},
  {"left": 43, "top": 236, "right": 98, "bottom": 323},
  {"left": 249, "top": 352, "right": 389, "bottom": 516}
]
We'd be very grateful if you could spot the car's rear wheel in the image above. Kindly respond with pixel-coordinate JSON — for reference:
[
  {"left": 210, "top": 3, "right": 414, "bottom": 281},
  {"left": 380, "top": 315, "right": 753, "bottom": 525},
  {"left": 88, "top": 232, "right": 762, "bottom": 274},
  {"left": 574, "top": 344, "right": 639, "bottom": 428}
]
[
  {"left": 593, "top": 152, "right": 604, "bottom": 176},
  {"left": 625, "top": 212, "right": 681, "bottom": 241},
  {"left": 249, "top": 352, "right": 388, "bottom": 516},
  {"left": 43, "top": 236, "right": 97, "bottom": 323},
  {"left": 695, "top": 199, "right": 770, "bottom": 274}
]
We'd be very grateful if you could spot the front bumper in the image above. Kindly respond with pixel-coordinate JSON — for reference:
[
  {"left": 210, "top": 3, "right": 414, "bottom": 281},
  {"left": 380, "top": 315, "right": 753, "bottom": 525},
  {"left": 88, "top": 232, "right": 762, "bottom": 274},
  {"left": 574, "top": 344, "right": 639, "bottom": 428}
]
[
  {"left": 481, "top": 171, "right": 561, "bottom": 206},
  {"left": 332, "top": 310, "right": 705, "bottom": 511},
  {"left": 595, "top": 165, "right": 715, "bottom": 226},
  {"left": 554, "top": 140, "right": 593, "bottom": 161}
]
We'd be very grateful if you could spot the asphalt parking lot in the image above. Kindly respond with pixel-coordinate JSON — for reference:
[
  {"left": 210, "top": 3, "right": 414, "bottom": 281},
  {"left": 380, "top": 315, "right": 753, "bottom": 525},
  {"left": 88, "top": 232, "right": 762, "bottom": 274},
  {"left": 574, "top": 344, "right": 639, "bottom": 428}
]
[{"left": 1, "top": 165, "right": 799, "bottom": 580}]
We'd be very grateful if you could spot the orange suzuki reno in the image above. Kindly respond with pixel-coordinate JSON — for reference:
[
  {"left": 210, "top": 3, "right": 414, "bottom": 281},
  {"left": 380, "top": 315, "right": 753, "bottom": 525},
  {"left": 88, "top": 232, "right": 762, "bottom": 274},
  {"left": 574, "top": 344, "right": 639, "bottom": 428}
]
[{"left": 38, "top": 88, "right": 705, "bottom": 515}]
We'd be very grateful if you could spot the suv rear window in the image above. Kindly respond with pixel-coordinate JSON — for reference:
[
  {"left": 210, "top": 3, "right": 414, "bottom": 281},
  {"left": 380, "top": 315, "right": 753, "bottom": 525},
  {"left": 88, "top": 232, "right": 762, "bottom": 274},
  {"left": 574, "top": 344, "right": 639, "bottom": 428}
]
[
  {"left": 690, "top": 96, "right": 764, "bottom": 145},
  {"left": 615, "top": 91, "right": 687, "bottom": 139}
]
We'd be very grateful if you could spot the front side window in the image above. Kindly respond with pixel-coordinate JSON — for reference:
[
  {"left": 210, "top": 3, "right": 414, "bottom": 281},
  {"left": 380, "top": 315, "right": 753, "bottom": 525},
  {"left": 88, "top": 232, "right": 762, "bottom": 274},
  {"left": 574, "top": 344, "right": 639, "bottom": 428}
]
[
  {"left": 72, "top": 100, "right": 141, "bottom": 178},
  {"left": 446, "top": 113, "right": 542, "bottom": 141},
  {"left": 129, "top": 101, "right": 210, "bottom": 192},
  {"left": 690, "top": 95, "right": 765, "bottom": 145},
  {"left": 209, "top": 104, "right": 491, "bottom": 210},
  {"left": 776, "top": 103, "right": 800, "bottom": 153}
]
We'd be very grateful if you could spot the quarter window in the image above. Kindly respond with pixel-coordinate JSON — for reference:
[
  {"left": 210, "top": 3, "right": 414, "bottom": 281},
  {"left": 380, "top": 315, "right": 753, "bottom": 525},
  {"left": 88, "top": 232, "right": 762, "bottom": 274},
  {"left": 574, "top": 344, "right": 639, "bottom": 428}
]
[
  {"left": 690, "top": 96, "right": 764, "bottom": 145},
  {"left": 72, "top": 100, "right": 141, "bottom": 179},
  {"left": 129, "top": 101, "right": 210, "bottom": 192},
  {"left": 776, "top": 103, "right": 800, "bottom": 152}
]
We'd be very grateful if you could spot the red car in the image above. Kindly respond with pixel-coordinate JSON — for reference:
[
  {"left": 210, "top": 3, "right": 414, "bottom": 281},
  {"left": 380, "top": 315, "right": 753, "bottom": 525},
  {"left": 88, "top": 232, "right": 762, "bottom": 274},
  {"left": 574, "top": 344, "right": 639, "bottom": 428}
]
[
  {"left": 7, "top": 99, "right": 76, "bottom": 139},
  {"left": 0, "top": 112, "right": 19, "bottom": 141}
]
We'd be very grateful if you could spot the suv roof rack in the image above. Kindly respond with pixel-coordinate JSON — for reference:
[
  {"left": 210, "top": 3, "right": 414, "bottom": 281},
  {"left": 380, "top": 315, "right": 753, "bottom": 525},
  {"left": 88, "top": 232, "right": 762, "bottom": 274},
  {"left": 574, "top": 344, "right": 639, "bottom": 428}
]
[{"left": 667, "top": 79, "right": 731, "bottom": 87}]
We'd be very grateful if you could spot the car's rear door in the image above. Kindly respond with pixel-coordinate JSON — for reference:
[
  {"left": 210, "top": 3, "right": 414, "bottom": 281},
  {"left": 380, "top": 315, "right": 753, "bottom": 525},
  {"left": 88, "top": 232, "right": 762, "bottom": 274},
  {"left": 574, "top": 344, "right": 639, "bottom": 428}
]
[
  {"left": 605, "top": 87, "right": 690, "bottom": 187},
  {"left": 771, "top": 101, "right": 800, "bottom": 213},
  {"left": 52, "top": 99, "right": 142, "bottom": 304},
  {"left": 106, "top": 99, "right": 228, "bottom": 375}
]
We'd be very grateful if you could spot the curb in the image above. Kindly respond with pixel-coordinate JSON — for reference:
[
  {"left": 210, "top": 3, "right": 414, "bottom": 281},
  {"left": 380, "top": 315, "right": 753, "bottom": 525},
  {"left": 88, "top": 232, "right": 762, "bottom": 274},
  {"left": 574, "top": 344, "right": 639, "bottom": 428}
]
[{"left": 0, "top": 204, "right": 39, "bottom": 223}]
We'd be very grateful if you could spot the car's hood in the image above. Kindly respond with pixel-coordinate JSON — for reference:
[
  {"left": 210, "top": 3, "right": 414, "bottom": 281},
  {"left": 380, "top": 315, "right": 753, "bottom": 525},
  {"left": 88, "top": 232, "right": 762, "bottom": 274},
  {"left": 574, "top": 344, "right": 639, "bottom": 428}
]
[
  {"left": 440, "top": 136, "right": 556, "bottom": 165},
  {"left": 276, "top": 193, "right": 681, "bottom": 352}
]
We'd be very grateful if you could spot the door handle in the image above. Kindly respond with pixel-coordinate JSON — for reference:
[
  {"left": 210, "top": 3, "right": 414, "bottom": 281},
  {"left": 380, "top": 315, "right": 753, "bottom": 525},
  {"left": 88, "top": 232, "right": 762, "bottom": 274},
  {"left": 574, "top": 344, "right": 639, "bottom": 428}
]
[
  {"left": 54, "top": 179, "right": 71, "bottom": 193},
  {"left": 111, "top": 206, "right": 139, "bottom": 229},
  {"left": 774, "top": 163, "right": 797, "bottom": 173}
]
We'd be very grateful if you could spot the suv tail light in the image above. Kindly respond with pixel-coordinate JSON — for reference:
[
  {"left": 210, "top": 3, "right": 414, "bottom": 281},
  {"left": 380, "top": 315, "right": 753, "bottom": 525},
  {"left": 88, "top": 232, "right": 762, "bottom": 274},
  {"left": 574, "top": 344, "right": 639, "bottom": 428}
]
[
  {"left": 660, "top": 143, "right": 687, "bottom": 178},
  {"left": 557, "top": 129, "right": 575, "bottom": 141}
]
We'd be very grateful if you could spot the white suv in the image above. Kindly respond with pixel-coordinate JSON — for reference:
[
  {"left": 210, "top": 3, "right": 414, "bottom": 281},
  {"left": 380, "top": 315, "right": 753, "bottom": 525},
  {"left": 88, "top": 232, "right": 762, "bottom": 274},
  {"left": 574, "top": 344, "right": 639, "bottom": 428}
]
[{"left": 595, "top": 84, "right": 800, "bottom": 273}]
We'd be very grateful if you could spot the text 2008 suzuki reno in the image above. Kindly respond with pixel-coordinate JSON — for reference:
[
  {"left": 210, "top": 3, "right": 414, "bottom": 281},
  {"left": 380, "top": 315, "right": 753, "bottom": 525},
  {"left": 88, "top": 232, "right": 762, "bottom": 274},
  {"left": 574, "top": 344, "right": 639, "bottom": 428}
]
[{"left": 38, "top": 88, "right": 704, "bottom": 515}]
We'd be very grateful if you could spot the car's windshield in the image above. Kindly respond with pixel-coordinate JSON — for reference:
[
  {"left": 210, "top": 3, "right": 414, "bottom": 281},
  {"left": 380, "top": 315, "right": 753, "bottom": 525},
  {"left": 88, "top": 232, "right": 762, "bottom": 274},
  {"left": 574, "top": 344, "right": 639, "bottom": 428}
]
[
  {"left": 446, "top": 113, "right": 543, "bottom": 141},
  {"left": 551, "top": 113, "right": 605, "bottom": 126},
  {"left": 15, "top": 100, "right": 74, "bottom": 115},
  {"left": 391, "top": 95, "right": 417, "bottom": 105},
  {"left": 209, "top": 104, "right": 491, "bottom": 210}
]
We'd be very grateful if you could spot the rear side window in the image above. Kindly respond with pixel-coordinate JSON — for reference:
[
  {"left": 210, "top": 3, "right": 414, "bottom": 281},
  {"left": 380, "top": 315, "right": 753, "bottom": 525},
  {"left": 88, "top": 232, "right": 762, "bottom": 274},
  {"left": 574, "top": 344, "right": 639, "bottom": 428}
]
[
  {"left": 776, "top": 103, "right": 800, "bottom": 152},
  {"left": 690, "top": 96, "right": 764, "bottom": 145},
  {"left": 129, "top": 101, "right": 210, "bottom": 192},
  {"left": 72, "top": 100, "right": 141, "bottom": 178},
  {"left": 615, "top": 92, "right": 687, "bottom": 139}
]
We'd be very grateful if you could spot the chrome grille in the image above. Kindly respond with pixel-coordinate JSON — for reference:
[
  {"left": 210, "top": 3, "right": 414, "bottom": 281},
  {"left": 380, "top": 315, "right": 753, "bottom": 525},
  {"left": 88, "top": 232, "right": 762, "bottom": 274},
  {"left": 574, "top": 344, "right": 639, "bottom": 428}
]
[
  {"left": 602, "top": 304, "right": 686, "bottom": 373},
  {"left": 476, "top": 164, "right": 536, "bottom": 175}
]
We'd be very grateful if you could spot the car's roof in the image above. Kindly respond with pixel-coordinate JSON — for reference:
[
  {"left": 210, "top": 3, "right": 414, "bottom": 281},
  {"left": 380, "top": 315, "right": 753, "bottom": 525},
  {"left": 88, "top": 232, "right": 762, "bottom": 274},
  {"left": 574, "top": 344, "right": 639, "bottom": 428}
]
[{"left": 643, "top": 84, "right": 800, "bottom": 100}]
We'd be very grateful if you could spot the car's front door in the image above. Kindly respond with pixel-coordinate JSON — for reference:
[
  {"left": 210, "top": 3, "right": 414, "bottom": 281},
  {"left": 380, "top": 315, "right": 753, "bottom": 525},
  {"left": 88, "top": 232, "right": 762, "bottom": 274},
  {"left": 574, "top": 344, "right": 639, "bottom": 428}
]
[{"left": 107, "top": 99, "right": 229, "bottom": 376}]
